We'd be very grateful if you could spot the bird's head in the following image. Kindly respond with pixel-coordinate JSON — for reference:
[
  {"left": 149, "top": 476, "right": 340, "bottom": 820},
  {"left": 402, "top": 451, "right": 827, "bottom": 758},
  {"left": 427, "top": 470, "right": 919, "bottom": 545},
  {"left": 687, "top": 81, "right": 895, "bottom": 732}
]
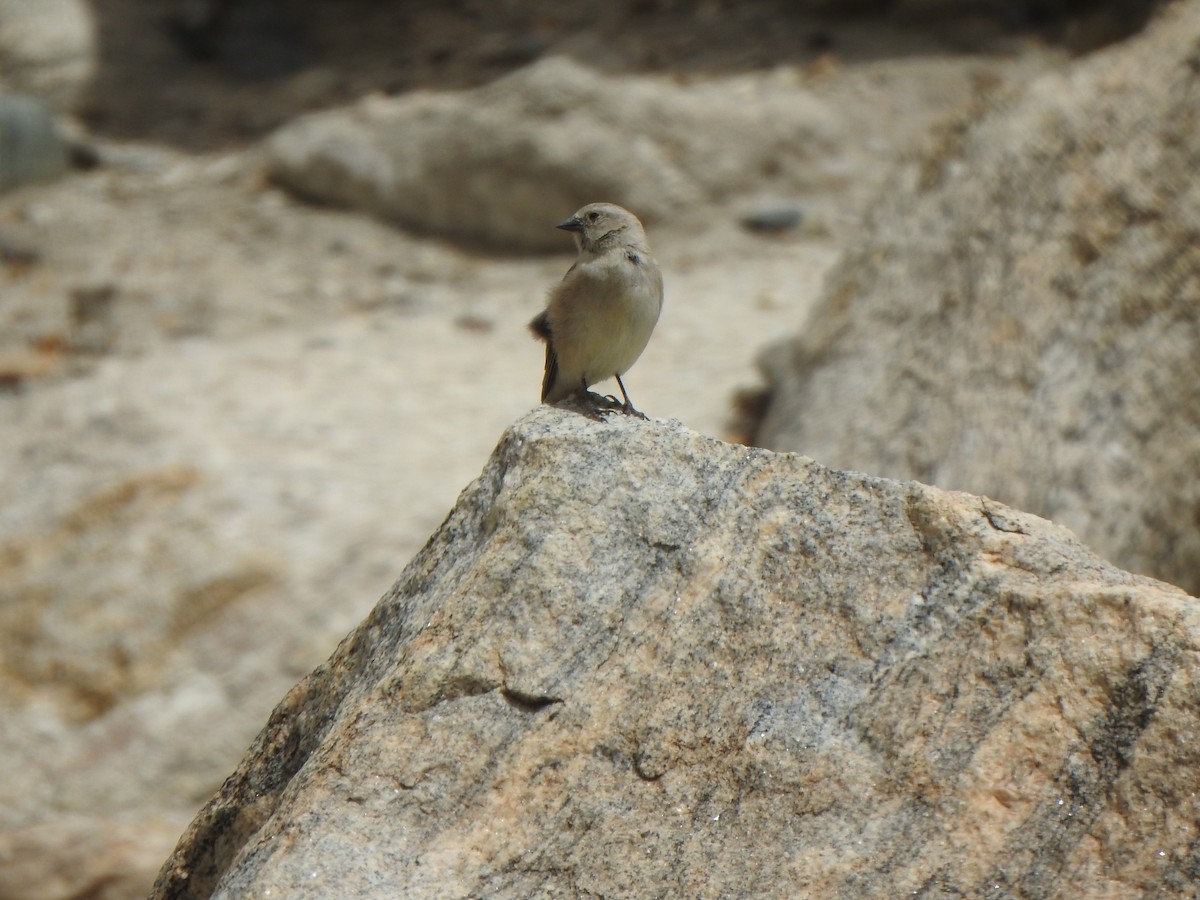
[{"left": 557, "top": 202, "right": 647, "bottom": 254}]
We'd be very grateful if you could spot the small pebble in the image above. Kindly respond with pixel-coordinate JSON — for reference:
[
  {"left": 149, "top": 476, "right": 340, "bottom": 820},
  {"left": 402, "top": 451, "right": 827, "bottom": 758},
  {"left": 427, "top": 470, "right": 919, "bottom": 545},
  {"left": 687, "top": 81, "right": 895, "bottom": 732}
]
[{"left": 740, "top": 207, "right": 804, "bottom": 235}]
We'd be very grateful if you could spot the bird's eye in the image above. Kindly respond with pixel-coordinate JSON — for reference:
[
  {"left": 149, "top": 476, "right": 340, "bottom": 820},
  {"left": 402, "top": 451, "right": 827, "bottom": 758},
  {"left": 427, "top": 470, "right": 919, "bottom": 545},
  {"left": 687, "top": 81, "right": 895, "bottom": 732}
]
[{"left": 587, "top": 211, "right": 600, "bottom": 222}]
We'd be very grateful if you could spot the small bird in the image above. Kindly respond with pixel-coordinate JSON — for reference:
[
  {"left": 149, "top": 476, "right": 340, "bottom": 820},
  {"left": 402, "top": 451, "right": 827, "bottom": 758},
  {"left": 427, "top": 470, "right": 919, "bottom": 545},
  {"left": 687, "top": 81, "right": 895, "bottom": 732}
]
[{"left": 529, "top": 202, "right": 664, "bottom": 417}]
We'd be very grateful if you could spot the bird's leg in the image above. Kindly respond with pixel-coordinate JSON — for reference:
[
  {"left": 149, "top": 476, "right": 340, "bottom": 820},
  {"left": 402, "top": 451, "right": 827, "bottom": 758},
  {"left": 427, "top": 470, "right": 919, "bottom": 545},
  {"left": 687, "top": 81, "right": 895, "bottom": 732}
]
[
  {"left": 614, "top": 375, "right": 648, "bottom": 420},
  {"left": 577, "top": 377, "right": 622, "bottom": 410}
]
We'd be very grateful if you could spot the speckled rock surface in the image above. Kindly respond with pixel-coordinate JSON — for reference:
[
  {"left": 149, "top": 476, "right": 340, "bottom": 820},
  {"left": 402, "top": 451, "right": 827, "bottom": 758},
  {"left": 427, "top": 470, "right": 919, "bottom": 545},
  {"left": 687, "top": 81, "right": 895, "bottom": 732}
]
[{"left": 152, "top": 406, "right": 1199, "bottom": 898}]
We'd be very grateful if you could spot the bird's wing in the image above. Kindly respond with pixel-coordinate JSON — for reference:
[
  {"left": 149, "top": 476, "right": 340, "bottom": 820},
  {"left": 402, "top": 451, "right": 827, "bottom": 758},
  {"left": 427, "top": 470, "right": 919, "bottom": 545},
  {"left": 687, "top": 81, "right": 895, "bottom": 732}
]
[
  {"left": 529, "top": 309, "right": 559, "bottom": 401},
  {"left": 541, "top": 340, "right": 560, "bottom": 403}
]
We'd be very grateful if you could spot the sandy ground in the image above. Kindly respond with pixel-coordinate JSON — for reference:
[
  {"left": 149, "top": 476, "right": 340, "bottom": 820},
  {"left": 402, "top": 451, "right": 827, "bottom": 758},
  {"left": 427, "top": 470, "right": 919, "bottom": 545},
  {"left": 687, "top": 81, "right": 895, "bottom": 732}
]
[{"left": 0, "top": 140, "right": 838, "bottom": 543}]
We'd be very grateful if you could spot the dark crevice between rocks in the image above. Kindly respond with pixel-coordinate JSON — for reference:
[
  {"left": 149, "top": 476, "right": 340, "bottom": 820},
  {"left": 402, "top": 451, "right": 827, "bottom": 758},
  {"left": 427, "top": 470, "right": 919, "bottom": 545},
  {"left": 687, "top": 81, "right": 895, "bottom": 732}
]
[{"left": 501, "top": 686, "right": 563, "bottom": 713}]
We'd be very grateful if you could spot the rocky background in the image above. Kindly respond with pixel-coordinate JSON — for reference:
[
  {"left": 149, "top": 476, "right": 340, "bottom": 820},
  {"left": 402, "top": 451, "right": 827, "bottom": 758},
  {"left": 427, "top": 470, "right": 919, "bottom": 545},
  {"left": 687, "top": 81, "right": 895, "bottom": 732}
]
[{"left": 1, "top": 0, "right": 1194, "bottom": 898}]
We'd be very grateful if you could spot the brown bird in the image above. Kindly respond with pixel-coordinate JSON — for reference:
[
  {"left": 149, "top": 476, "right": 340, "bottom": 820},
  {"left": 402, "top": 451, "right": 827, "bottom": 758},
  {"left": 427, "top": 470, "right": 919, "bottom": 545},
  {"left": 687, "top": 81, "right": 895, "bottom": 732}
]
[{"left": 529, "top": 202, "right": 664, "bottom": 416}]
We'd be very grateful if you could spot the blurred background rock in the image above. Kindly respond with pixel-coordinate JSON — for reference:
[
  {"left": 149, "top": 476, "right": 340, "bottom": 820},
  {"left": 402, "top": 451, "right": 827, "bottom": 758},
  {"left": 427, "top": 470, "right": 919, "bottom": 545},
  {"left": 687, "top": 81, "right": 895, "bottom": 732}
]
[
  {"left": 0, "top": 1, "right": 1189, "bottom": 897},
  {"left": 755, "top": 1, "right": 1200, "bottom": 597},
  {"left": 0, "top": 0, "right": 95, "bottom": 109}
]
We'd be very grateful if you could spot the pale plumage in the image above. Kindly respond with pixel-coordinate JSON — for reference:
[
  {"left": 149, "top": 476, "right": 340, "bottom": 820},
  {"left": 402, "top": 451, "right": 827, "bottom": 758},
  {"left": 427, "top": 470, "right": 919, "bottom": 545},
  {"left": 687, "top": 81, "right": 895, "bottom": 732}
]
[{"left": 529, "top": 203, "right": 664, "bottom": 415}]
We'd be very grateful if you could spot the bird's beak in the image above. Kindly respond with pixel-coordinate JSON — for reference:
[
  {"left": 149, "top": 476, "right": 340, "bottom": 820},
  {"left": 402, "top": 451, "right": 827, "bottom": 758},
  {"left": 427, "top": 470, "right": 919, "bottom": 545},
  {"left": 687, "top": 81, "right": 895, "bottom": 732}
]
[{"left": 556, "top": 216, "right": 584, "bottom": 233}]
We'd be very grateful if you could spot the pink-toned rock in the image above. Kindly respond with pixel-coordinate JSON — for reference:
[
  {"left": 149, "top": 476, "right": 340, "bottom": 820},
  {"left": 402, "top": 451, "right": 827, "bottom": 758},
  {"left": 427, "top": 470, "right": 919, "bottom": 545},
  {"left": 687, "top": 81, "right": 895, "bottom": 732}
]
[{"left": 152, "top": 407, "right": 1200, "bottom": 898}]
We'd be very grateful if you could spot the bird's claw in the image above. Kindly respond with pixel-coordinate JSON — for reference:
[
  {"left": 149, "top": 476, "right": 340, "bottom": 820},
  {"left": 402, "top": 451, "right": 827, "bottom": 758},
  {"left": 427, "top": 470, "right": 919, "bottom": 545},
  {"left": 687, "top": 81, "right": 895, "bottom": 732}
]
[
  {"left": 567, "top": 390, "right": 648, "bottom": 421},
  {"left": 597, "top": 393, "right": 647, "bottom": 420}
]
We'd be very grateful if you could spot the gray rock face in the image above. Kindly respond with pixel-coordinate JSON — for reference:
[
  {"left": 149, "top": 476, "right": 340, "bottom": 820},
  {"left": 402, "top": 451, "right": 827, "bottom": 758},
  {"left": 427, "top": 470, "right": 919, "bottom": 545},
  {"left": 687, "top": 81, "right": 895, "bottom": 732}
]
[
  {"left": 0, "top": 94, "right": 71, "bottom": 193},
  {"left": 152, "top": 407, "right": 1199, "bottom": 898},
  {"left": 265, "top": 56, "right": 839, "bottom": 251},
  {"left": 757, "top": 0, "right": 1200, "bottom": 595},
  {"left": 0, "top": 0, "right": 95, "bottom": 108}
]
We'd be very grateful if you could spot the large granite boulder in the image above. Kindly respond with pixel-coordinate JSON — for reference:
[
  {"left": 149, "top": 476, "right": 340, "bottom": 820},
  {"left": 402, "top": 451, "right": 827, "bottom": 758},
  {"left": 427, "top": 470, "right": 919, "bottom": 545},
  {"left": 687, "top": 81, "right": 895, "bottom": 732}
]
[{"left": 152, "top": 407, "right": 1199, "bottom": 898}]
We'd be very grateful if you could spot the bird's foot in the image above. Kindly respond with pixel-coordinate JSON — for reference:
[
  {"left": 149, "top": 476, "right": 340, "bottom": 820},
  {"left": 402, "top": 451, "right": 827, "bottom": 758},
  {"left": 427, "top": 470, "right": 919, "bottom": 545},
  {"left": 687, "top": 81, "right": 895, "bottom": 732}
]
[
  {"left": 584, "top": 391, "right": 623, "bottom": 410},
  {"left": 557, "top": 391, "right": 615, "bottom": 421},
  {"left": 616, "top": 401, "right": 648, "bottom": 420},
  {"left": 561, "top": 391, "right": 648, "bottom": 422},
  {"left": 593, "top": 392, "right": 647, "bottom": 420}
]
